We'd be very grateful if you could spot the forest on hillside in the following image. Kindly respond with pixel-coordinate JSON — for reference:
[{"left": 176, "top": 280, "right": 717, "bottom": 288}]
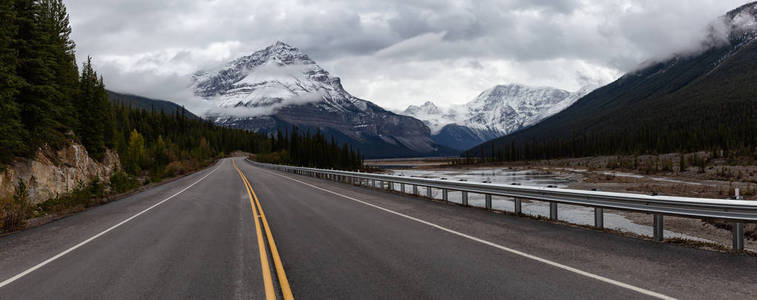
[
  {"left": 0, "top": 0, "right": 270, "bottom": 174},
  {"left": 465, "top": 33, "right": 757, "bottom": 163},
  {"left": 0, "top": 0, "right": 361, "bottom": 171},
  {"left": 0, "top": 0, "right": 361, "bottom": 230}
]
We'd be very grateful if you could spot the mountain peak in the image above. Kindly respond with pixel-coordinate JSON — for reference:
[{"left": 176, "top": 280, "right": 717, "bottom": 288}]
[
  {"left": 272, "top": 40, "right": 294, "bottom": 48},
  {"left": 722, "top": 1, "right": 757, "bottom": 43},
  {"left": 251, "top": 41, "right": 312, "bottom": 66},
  {"left": 399, "top": 82, "right": 593, "bottom": 142},
  {"left": 190, "top": 43, "right": 447, "bottom": 158},
  {"left": 404, "top": 101, "right": 442, "bottom": 115},
  {"left": 420, "top": 101, "right": 441, "bottom": 111},
  {"left": 265, "top": 41, "right": 301, "bottom": 55},
  {"left": 727, "top": 1, "right": 757, "bottom": 18},
  {"left": 192, "top": 42, "right": 329, "bottom": 99},
  {"left": 473, "top": 84, "right": 569, "bottom": 109}
]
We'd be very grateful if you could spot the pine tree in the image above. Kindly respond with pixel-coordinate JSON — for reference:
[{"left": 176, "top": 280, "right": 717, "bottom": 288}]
[
  {"left": 40, "top": 0, "right": 78, "bottom": 129},
  {"left": 14, "top": 0, "right": 77, "bottom": 152},
  {"left": 76, "top": 58, "right": 107, "bottom": 160},
  {"left": 0, "top": 1, "right": 25, "bottom": 165}
]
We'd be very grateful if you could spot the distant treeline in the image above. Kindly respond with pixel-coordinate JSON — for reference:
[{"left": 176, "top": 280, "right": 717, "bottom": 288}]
[
  {"left": 110, "top": 104, "right": 271, "bottom": 182},
  {"left": 466, "top": 120, "right": 757, "bottom": 163},
  {"left": 256, "top": 127, "right": 363, "bottom": 171},
  {"left": 465, "top": 38, "right": 757, "bottom": 162}
]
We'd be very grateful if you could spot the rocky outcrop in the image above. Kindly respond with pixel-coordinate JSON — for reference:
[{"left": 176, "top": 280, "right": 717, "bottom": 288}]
[{"left": 0, "top": 144, "right": 120, "bottom": 204}]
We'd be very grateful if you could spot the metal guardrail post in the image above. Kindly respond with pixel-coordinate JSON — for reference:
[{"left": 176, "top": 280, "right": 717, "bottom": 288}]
[
  {"left": 462, "top": 191, "right": 468, "bottom": 206},
  {"left": 371, "top": 179, "right": 376, "bottom": 188},
  {"left": 427, "top": 186, "right": 432, "bottom": 198},
  {"left": 442, "top": 189, "right": 448, "bottom": 201},
  {"left": 388, "top": 181, "right": 393, "bottom": 191},
  {"left": 594, "top": 208, "right": 604, "bottom": 229},
  {"left": 514, "top": 198, "right": 522, "bottom": 214},
  {"left": 733, "top": 222, "right": 744, "bottom": 251},
  {"left": 549, "top": 202, "right": 558, "bottom": 220},
  {"left": 485, "top": 194, "right": 492, "bottom": 210},
  {"left": 400, "top": 183, "right": 405, "bottom": 193},
  {"left": 653, "top": 214, "right": 664, "bottom": 241},
  {"left": 413, "top": 185, "right": 418, "bottom": 196}
]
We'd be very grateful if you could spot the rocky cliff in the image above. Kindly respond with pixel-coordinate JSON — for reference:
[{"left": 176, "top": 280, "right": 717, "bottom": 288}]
[{"left": 0, "top": 144, "right": 120, "bottom": 205}]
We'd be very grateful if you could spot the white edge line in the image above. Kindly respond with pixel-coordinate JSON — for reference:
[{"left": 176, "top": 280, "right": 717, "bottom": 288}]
[
  {"left": 0, "top": 161, "right": 223, "bottom": 289},
  {"left": 252, "top": 165, "right": 675, "bottom": 300}
]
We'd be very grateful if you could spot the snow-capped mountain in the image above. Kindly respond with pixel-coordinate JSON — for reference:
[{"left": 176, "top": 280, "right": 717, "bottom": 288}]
[
  {"left": 402, "top": 101, "right": 459, "bottom": 134},
  {"left": 191, "top": 42, "right": 455, "bottom": 158},
  {"left": 194, "top": 41, "right": 365, "bottom": 117},
  {"left": 401, "top": 84, "right": 596, "bottom": 150},
  {"left": 467, "top": 2, "right": 757, "bottom": 158}
]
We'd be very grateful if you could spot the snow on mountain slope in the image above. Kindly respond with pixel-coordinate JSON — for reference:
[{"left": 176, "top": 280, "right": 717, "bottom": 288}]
[
  {"left": 402, "top": 101, "right": 462, "bottom": 134},
  {"left": 466, "top": 2, "right": 757, "bottom": 158},
  {"left": 401, "top": 83, "right": 596, "bottom": 150},
  {"left": 191, "top": 41, "right": 455, "bottom": 158},
  {"left": 193, "top": 41, "right": 369, "bottom": 118}
]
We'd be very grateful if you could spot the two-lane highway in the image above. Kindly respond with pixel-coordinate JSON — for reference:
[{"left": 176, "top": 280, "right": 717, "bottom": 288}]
[
  {"left": 0, "top": 159, "right": 271, "bottom": 299},
  {"left": 2, "top": 157, "right": 757, "bottom": 299}
]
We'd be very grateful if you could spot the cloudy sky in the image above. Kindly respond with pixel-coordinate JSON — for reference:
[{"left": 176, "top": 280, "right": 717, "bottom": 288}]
[{"left": 66, "top": 0, "right": 748, "bottom": 111}]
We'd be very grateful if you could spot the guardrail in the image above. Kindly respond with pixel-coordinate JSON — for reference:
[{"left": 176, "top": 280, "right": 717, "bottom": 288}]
[{"left": 248, "top": 160, "right": 757, "bottom": 251}]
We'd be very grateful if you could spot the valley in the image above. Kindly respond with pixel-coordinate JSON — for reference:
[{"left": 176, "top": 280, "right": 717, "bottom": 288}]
[
  {"left": 3, "top": 1, "right": 757, "bottom": 299},
  {"left": 370, "top": 153, "right": 757, "bottom": 251}
]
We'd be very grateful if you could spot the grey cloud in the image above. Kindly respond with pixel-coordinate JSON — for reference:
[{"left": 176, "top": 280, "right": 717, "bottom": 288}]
[{"left": 66, "top": 0, "right": 750, "bottom": 110}]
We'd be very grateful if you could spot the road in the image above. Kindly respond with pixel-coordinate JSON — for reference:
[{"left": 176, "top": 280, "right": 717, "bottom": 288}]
[{"left": 0, "top": 157, "right": 756, "bottom": 299}]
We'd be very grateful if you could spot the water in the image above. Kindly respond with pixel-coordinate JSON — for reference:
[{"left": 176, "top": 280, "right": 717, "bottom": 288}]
[
  {"left": 386, "top": 168, "right": 711, "bottom": 242},
  {"left": 390, "top": 168, "right": 573, "bottom": 187}
]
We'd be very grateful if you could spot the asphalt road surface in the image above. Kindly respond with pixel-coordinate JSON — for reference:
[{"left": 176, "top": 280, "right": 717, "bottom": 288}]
[{"left": 1, "top": 157, "right": 756, "bottom": 299}]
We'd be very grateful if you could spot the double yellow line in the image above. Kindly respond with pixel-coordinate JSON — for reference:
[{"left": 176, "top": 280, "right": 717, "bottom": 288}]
[{"left": 233, "top": 160, "right": 293, "bottom": 300}]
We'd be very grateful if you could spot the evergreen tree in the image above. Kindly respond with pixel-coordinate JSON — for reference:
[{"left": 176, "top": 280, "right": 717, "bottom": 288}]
[
  {"left": 14, "top": 0, "right": 77, "bottom": 152},
  {"left": 76, "top": 58, "right": 110, "bottom": 160},
  {"left": 0, "top": 1, "right": 25, "bottom": 165}
]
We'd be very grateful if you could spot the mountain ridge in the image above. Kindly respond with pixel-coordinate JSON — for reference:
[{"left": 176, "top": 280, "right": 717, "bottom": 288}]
[
  {"left": 466, "top": 2, "right": 757, "bottom": 159},
  {"left": 191, "top": 42, "right": 457, "bottom": 158},
  {"left": 400, "top": 83, "right": 595, "bottom": 150},
  {"left": 107, "top": 90, "right": 201, "bottom": 119}
]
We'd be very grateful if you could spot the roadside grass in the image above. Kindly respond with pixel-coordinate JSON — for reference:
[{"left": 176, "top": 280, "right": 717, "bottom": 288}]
[
  {"left": 0, "top": 158, "right": 219, "bottom": 234},
  {"left": 1, "top": 182, "right": 30, "bottom": 232}
]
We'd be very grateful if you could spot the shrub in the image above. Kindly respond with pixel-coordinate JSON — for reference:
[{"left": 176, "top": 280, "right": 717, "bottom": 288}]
[
  {"left": 2, "top": 182, "right": 30, "bottom": 232},
  {"left": 110, "top": 171, "right": 139, "bottom": 194}
]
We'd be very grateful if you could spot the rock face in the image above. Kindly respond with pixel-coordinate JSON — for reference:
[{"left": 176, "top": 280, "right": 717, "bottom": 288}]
[
  {"left": 192, "top": 41, "right": 456, "bottom": 158},
  {"left": 0, "top": 144, "right": 120, "bottom": 205},
  {"left": 401, "top": 84, "right": 596, "bottom": 151}
]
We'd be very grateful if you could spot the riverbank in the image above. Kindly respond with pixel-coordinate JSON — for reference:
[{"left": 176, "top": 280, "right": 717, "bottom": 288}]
[{"left": 378, "top": 156, "right": 757, "bottom": 252}]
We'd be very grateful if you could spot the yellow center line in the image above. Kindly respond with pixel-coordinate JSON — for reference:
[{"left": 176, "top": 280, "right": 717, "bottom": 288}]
[
  {"left": 240, "top": 168, "right": 294, "bottom": 300},
  {"left": 233, "top": 160, "right": 275, "bottom": 300}
]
